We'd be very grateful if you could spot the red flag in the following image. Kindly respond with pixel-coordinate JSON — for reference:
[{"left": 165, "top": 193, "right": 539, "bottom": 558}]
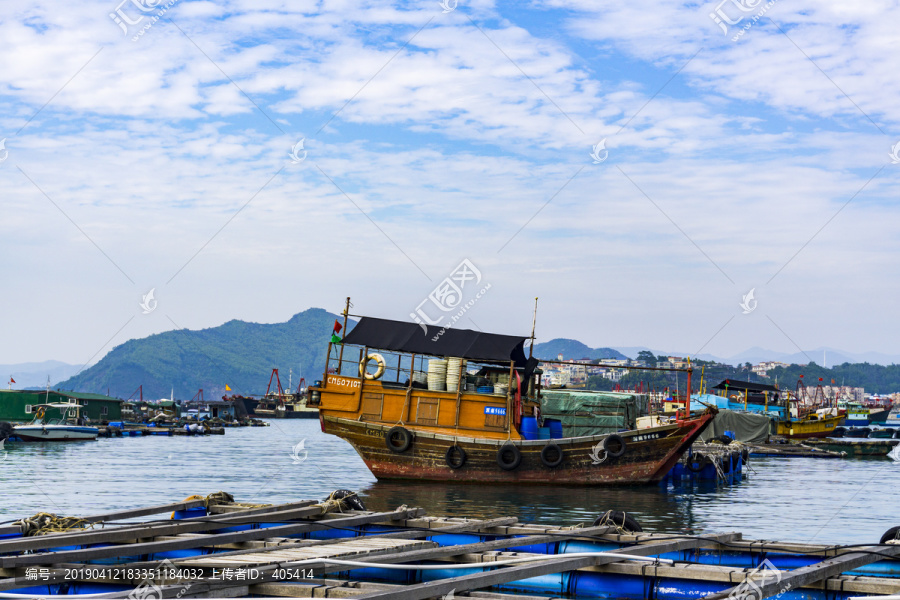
[
  {"left": 9, "top": 377, "right": 14, "bottom": 384},
  {"left": 333, "top": 320, "right": 342, "bottom": 334}
]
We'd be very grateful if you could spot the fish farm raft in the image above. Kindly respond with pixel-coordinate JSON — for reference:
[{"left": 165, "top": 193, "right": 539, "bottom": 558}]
[{"left": 1, "top": 492, "right": 899, "bottom": 599}]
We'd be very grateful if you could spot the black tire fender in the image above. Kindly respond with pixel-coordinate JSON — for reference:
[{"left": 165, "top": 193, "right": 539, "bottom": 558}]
[
  {"left": 540, "top": 443, "right": 564, "bottom": 468},
  {"left": 603, "top": 434, "right": 627, "bottom": 458},
  {"left": 592, "top": 510, "right": 643, "bottom": 533},
  {"left": 880, "top": 526, "right": 900, "bottom": 544},
  {"left": 445, "top": 444, "right": 467, "bottom": 469},
  {"left": 497, "top": 444, "right": 522, "bottom": 471},
  {"left": 385, "top": 426, "right": 413, "bottom": 453},
  {"left": 686, "top": 452, "right": 708, "bottom": 473},
  {"left": 721, "top": 455, "right": 732, "bottom": 474}
]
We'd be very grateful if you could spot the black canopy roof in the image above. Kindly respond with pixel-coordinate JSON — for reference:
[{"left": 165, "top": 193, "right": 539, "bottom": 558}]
[
  {"left": 711, "top": 379, "right": 780, "bottom": 394},
  {"left": 341, "top": 317, "right": 528, "bottom": 366}
]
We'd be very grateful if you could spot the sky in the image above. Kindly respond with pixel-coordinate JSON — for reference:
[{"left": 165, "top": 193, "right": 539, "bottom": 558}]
[{"left": 1, "top": 0, "right": 899, "bottom": 369}]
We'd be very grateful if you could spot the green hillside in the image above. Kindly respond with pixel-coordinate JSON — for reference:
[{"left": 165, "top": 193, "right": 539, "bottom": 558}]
[
  {"left": 532, "top": 338, "right": 628, "bottom": 361},
  {"left": 56, "top": 309, "right": 351, "bottom": 400}
]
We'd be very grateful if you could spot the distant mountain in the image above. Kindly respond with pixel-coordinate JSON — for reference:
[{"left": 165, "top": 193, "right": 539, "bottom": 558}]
[
  {"left": 612, "top": 346, "right": 900, "bottom": 368},
  {"left": 0, "top": 360, "right": 81, "bottom": 389},
  {"left": 724, "top": 347, "right": 900, "bottom": 368},
  {"left": 56, "top": 309, "right": 350, "bottom": 399},
  {"left": 532, "top": 339, "right": 628, "bottom": 361}
]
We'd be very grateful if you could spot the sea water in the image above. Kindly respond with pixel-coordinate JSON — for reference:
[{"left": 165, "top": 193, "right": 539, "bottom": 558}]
[{"left": 2, "top": 419, "right": 898, "bottom": 544}]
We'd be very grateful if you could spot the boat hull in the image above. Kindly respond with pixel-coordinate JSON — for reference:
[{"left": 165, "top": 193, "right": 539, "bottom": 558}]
[
  {"left": 776, "top": 414, "right": 845, "bottom": 439},
  {"left": 321, "top": 412, "right": 715, "bottom": 486},
  {"left": 803, "top": 438, "right": 899, "bottom": 457},
  {"left": 13, "top": 426, "right": 99, "bottom": 441}
]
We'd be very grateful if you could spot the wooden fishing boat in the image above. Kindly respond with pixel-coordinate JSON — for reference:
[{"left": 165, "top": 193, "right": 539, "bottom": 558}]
[
  {"left": 310, "top": 305, "right": 715, "bottom": 486},
  {"left": 251, "top": 369, "right": 318, "bottom": 419},
  {"left": 775, "top": 412, "right": 845, "bottom": 439},
  {"left": 12, "top": 403, "right": 98, "bottom": 441}
]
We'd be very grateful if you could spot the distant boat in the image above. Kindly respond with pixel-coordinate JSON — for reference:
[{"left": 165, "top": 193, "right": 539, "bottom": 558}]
[
  {"left": 13, "top": 403, "right": 98, "bottom": 442},
  {"left": 886, "top": 407, "right": 900, "bottom": 426}
]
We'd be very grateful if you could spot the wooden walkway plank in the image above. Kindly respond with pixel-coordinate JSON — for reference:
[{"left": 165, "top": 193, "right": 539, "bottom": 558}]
[
  {"left": 0, "top": 499, "right": 211, "bottom": 538},
  {"left": 347, "top": 532, "right": 739, "bottom": 600},
  {"left": 702, "top": 544, "right": 900, "bottom": 600},
  {"left": 0, "top": 508, "right": 425, "bottom": 569},
  {"left": 252, "top": 578, "right": 558, "bottom": 599},
  {"left": 0, "top": 500, "right": 321, "bottom": 553}
]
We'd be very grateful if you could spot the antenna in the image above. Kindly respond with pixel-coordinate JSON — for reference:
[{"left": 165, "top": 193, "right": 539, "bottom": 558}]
[{"left": 528, "top": 297, "right": 538, "bottom": 359}]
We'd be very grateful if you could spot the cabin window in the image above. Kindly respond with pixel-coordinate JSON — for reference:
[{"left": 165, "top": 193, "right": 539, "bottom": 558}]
[
  {"left": 101, "top": 406, "right": 109, "bottom": 416},
  {"left": 24, "top": 405, "right": 32, "bottom": 414},
  {"left": 361, "top": 393, "right": 384, "bottom": 421},
  {"left": 415, "top": 398, "right": 440, "bottom": 425},
  {"left": 82, "top": 400, "right": 89, "bottom": 405}
]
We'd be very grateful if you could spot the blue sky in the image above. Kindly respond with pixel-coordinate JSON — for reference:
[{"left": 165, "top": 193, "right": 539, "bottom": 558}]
[{"left": 1, "top": 0, "right": 898, "bottom": 368}]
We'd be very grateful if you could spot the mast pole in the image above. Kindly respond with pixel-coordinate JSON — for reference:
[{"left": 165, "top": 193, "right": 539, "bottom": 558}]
[
  {"left": 337, "top": 297, "right": 350, "bottom": 375},
  {"left": 528, "top": 297, "right": 538, "bottom": 359}
]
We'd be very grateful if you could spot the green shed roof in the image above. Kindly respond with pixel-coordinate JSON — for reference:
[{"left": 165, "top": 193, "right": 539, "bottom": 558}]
[
  {"left": 57, "top": 390, "right": 123, "bottom": 403},
  {"left": 0, "top": 389, "right": 122, "bottom": 403}
]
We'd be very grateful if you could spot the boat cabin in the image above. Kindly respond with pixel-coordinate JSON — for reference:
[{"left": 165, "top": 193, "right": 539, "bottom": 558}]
[
  {"left": 27, "top": 403, "right": 88, "bottom": 426},
  {"left": 312, "top": 316, "right": 540, "bottom": 440}
]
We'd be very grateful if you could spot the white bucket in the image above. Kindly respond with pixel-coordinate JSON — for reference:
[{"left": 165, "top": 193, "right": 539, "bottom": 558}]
[{"left": 427, "top": 359, "right": 448, "bottom": 391}]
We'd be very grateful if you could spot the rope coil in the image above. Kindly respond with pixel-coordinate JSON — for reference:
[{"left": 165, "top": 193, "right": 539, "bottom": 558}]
[{"left": 14, "top": 512, "right": 93, "bottom": 537}]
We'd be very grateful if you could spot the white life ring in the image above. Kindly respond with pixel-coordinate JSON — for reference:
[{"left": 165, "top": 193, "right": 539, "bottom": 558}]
[{"left": 359, "top": 353, "right": 386, "bottom": 380}]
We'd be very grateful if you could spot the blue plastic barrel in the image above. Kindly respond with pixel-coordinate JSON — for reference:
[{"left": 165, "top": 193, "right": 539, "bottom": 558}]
[
  {"left": 547, "top": 419, "right": 563, "bottom": 439},
  {"left": 521, "top": 417, "right": 539, "bottom": 440}
]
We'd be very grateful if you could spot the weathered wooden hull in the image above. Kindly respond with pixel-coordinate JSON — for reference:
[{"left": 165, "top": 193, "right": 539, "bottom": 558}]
[{"left": 321, "top": 412, "right": 715, "bottom": 486}]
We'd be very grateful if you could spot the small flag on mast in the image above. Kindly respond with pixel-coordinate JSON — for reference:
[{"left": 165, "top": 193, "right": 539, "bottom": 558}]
[
  {"left": 9, "top": 377, "right": 15, "bottom": 384},
  {"left": 225, "top": 384, "right": 232, "bottom": 391},
  {"left": 331, "top": 320, "right": 343, "bottom": 344},
  {"left": 333, "top": 320, "right": 342, "bottom": 333}
]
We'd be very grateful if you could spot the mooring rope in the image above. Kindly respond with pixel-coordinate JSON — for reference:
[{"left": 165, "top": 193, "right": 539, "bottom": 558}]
[{"left": 13, "top": 512, "right": 93, "bottom": 537}]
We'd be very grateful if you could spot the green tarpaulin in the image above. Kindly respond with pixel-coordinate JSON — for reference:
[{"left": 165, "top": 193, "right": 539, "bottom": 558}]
[
  {"left": 540, "top": 390, "right": 647, "bottom": 437},
  {"left": 698, "top": 408, "right": 772, "bottom": 443}
]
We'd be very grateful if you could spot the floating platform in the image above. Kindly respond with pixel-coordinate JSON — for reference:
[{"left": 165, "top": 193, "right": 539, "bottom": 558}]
[
  {"left": 2, "top": 492, "right": 900, "bottom": 599},
  {"left": 748, "top": 442, "right": 847, "bottom": 458},
  {"left": 663, "top": 442, "right": 748, "bottom": 485}
]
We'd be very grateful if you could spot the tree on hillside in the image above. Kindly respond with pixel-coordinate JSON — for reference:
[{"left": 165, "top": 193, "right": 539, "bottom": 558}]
[{"left": 637, "top": 350, "right": 656, "bottom": 365}]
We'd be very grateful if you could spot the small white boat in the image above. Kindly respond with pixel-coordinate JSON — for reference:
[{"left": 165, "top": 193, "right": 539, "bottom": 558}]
[{"left": 13, "top": 403, "right": 99, "bottom": 442}]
